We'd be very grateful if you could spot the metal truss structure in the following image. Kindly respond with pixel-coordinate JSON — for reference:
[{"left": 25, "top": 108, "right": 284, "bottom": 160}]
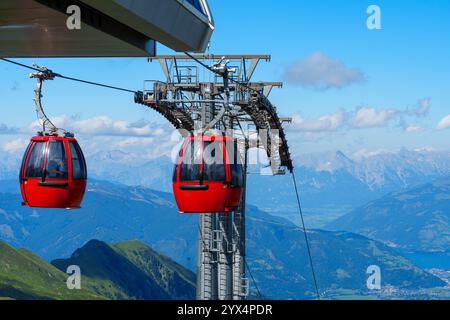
[{"left": 134, "top": 54, "right": 293, "bottom": 300}]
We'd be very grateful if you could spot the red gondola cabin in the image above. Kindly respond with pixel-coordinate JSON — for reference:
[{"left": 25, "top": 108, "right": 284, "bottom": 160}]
[
  {"left": 173, "top": 135, "right": 244, "bottom": 213},
  {"left": 19, "top": 135, "right": 87, "bottom": 209}
]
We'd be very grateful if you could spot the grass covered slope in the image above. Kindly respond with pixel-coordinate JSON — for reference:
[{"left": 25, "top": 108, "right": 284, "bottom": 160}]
[
  {"left": 0, "top": 239, "right": 195, "bottom": 300},
  {"left": 0, "top": 241, "right": 101, "bottom": 300}
]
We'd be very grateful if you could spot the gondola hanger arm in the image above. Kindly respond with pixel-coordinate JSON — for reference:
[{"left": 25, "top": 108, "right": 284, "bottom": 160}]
[{"left": 29, "top": 65, "right": 65, "bottom": 136}]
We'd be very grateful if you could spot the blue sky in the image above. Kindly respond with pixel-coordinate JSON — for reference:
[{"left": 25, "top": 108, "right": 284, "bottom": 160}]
[{"left": 0, "top": 0, "right": 449, "bottom": 157}]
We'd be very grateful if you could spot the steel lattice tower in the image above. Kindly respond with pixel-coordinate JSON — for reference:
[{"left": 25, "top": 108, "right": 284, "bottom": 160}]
[{"left": 135, "top": 55, "right": 293, "bottom": 299}]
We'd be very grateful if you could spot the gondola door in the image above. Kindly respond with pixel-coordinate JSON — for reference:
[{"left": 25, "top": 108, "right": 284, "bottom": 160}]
[
  {"left": 21, "top": 139, "right": 47, "bottom": 207},
  {"left": 21, "top": 137, "right": 69, "bottom": 208}
]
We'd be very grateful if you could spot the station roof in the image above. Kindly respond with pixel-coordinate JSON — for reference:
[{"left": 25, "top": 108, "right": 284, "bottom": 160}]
[{"left": 0, "top": 0, "right": 214, "bottom": 57}]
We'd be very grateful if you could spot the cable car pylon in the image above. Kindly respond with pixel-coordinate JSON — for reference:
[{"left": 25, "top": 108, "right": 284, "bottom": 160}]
[{"left": 135, "top": 54, "right": 293, "bottom": 300}]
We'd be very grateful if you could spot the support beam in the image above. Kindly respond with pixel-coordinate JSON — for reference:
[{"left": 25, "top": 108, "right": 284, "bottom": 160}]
[
  {"left": 152, "top": 54, "right": 271, "bottom": 60},
  {"left": 232, "top": 148, "right": 248, "bottom": 299},
  {"left": 197, "top": 91, "right": 221, "bottom": 300},
  {"left": 197, "top": 213, "right": 218, "bottom": 300}
]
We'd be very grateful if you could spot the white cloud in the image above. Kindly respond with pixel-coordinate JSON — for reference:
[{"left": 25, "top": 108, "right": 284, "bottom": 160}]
[
  {"left": 113, "top": 137, "right": 156, "bottom": 148},
  {"left": 291, "top": 111, "right": 344, "bottom": 132},
  {"left": 436, "top": 114, "right": 450, "bottom": 130},
  {"left": 0, "top": 115, "right": 177, "bottom": 164},
  {"left": 26, "top": 115, "right": 167, "bottom": 137},
  {"left": 288, "top": 99, "right": 431, "bottom": 135},
  {"left": 405, "top": 98, "right": 431, "bottom": 117},
  {"left": 349, "top": 107, "right": 398, "bottom": 128},
  {"left": 73, "top": 116, "right": 164, "bottom": 136},
  {"left": 77, "top": 135, "right": 179, "bottom": 164},
  {"left": 1, "top": 138, "right": 29, "bottom": 153},
  {"left": 284, "top": 51, "right": 365, "bottom": 90},
  {"left": 404, "top": 125, "right": 424, "bottom": 133},
  {"left": 27, "top": 115, "right": 73, "bottom": 134}
]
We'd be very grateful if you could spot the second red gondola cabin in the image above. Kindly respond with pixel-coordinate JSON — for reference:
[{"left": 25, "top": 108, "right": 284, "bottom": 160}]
[{"left": 173, "top": 135, "right": 244, "bottom": 213}]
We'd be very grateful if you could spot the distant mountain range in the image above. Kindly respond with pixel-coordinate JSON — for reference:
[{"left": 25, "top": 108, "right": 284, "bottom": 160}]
[
  {"left": 0, "top": 179, "right": 446, "bottom": 299},
  {"left": 2, "top": 148, "right": 449, "bottom": 227},
  {"left": 0, "top": 239, "right": 195, "bottom": 300},
  {"left": 327, "top": 176, "right": 450, "bottom": 253}
]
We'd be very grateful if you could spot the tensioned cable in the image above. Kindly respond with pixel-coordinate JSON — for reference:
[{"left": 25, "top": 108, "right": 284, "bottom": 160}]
[
  {"left": 55, "top": 74, "right": 136, "bottom": 93},
  {"left": 1, "top": 58, "right": 137, "bottom": 93},
  {"left": 244, "top": 259, "right": 263, "bottom": 299},
  {"left": 1, "top": 57, "right": 43, "bottom": 72},
  {"left": 291, "top": 169, "right": 321, "bottom": 300}
]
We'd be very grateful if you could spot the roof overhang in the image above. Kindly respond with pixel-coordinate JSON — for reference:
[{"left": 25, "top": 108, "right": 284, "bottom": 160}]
[
  {"left": 81, "top": 0, "right": 214, "bottom": 52},
  {"left": 0, "top": 0, "right": 214, "bottom": 57}
]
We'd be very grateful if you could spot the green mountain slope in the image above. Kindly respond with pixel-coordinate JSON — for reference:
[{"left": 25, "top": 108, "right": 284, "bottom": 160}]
[
  {"left": 0, "top": 239, "right": 195, "bottom": 300},
  {"left": 51, "top": 239, "right": 196, "bottom": 300},
  {"left": 0, "top": 241, "right": 101, "bottom": 300},
  {"left": 327, "top": 177, "right": 450, "bottom": 252}
]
